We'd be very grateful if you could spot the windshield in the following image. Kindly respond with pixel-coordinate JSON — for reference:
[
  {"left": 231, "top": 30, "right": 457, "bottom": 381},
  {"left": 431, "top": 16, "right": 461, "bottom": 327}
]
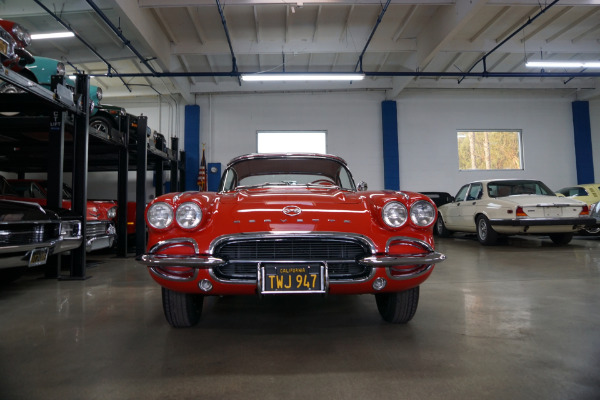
[
  {"left": 220, "top": 156, "right": 356, "bottom": 192},
  {"left": 488, "top": 180, "right": 554, "bottom": 198}
]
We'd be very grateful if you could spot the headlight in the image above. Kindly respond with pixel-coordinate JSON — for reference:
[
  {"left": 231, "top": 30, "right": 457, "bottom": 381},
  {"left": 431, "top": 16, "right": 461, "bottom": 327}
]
[
  {"left": 56, "top": 62, "right": 66, "bottom": 76},
  {"left": 107, "top": 206, "right": 117, "bottom": 219},
  {"left": 12, "top": 24, "right": 31, "bottom": 46},
  {"left": 147, "top": 202, "right": 173, "bottom": 229},
  {"left": 410, "top": 200, "right": 436, "bottom": 227},
  {"left": 176, "top": 202, "right": 202, "bottom": 229},
  {"left": 60, "top": 221, "right": 81, "bottom": 237},
  {"left": 382, "top": 201, "right": 408, "bottom": 228},
  {"left": 96, "top": 87, "right": 103, "bottom": 100}
]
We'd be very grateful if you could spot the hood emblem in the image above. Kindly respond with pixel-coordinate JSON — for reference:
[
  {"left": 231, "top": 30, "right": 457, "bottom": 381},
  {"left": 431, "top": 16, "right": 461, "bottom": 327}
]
[{"left": 282, "top": 206, "right": 302, "bottom": 216}]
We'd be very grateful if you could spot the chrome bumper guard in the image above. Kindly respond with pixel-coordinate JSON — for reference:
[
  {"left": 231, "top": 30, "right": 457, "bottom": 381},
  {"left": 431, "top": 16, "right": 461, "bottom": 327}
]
[{"left": 359, "top": 252, "right": 446, "bottom": 266}]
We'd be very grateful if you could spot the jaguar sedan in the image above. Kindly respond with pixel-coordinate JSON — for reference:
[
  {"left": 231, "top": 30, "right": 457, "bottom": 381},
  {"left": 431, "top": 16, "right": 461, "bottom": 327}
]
[
  {"left": 435, "top": 179, "right": 595, "bottom": 245},
  {"left": 138, "top": 153, "right": 445, "bottom": 327}
]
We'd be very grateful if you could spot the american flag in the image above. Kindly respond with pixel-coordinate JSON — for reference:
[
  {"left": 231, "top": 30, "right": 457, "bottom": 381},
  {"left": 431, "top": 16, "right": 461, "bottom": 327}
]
[{"left": 197, "top": 144, "right": 207, "bottom": 191}]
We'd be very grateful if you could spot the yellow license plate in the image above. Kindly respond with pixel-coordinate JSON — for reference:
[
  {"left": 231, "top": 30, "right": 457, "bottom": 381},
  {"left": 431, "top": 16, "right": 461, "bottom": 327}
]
[
  {"left": 261, "top": 263, "right": 326, "bottom": 294},
  {"left": 0, "top": 40, "right": 8, "bottom": 57},
  {"left": 29, "top": 248, "right": 49, "bottom": 267}
]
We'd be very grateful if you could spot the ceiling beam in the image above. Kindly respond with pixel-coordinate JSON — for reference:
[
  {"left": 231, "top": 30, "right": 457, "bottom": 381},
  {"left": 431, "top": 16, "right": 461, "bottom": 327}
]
[
  {"left": 415, "top": 0, "right": 488, "bottom": 70},
  {"left": 111, "top": 0, "right": 194, "bottom": 103},
  {"left": 172, "top": 38, "right": 416, "bottom": 55}
]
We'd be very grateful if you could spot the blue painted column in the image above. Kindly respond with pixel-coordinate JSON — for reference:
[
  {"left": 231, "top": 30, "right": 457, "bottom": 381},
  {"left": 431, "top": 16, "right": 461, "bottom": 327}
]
[
  {"left": 381, "top": 101, "right": 400, "bottom": 190},
  {"left": 572, "top": 101, "right": 594, "bottom": 184},
  {"left": 184, "top": 105, "right": 200, "bottom": 191}
]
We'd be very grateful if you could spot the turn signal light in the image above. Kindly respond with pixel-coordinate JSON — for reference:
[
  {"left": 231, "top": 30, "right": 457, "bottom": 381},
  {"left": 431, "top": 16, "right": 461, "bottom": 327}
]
[{"left": 516, "top": 206, "right": 528, "bottom": 217}]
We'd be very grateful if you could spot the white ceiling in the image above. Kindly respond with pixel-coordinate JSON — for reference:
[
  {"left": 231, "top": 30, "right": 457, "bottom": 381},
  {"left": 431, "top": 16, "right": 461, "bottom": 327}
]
[{"left": 1, "top": 0, "right": 599, "bottom": 102}]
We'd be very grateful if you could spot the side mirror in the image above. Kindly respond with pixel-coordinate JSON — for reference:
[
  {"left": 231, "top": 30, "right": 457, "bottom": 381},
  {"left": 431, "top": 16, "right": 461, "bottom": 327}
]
[{"left": 357, "top": 181, "right": 368, "bottom": 192}]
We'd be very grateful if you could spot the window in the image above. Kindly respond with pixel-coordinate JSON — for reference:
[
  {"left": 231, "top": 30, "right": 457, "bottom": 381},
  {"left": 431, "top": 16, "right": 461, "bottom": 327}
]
[
  {"left": 457, "top": 130, "right": 523, "bottom": 171},
  {"left": 257, "top": 131, "right": 327, "bottom": 154},
  {"left": 454, "top": 185, "right": 470, "bottom": 202}
]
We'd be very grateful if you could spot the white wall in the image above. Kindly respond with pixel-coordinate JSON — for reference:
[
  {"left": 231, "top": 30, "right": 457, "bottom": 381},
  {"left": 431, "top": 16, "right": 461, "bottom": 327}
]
[
  {"left": 192, "top": 89, "right": 588, "bottom": 195},
  {"left": 396, "top": 89, "right": 581, "bottom": 194},
  {"left": 195, "top": 91, "right": 386, "bottom": 189}
]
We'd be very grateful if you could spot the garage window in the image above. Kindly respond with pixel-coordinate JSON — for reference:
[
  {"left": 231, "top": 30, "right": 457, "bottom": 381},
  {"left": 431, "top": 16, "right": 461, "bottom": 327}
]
[
  {"left": 257, "top": 131, "right": 327, "bottom": 154},
  {"left": 457, "top": 130, "right": 523, "bottom": 171}
]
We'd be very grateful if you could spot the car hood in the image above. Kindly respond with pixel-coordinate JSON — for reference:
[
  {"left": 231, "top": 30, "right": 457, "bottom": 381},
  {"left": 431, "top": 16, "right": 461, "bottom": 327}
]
[{"left": 216, "top": 187, "right": 365, "bottom": 222}]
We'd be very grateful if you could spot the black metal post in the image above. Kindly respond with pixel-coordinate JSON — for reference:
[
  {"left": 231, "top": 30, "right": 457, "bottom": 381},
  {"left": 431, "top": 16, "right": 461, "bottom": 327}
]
[
  {"left": 135, "top": 116, "right": 148, "bottom": 256},
  {"left": 46, "top": 110, "right": 66, "bottom": 278},
  {"left": 68, "top": 74, "right": 90, "bottom": 279},
  {"left": 116, "top": 115, "right": 130, "bottom": 257}
]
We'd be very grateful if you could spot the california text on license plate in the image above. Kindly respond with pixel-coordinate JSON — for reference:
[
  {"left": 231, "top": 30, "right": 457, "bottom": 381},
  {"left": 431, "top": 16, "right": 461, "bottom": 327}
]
[
  {"left": 260, "top": 263, "right": 326, "bottom": 294},
  {"left": 29, "top": 248, "right": 49, "bottom": 267}
]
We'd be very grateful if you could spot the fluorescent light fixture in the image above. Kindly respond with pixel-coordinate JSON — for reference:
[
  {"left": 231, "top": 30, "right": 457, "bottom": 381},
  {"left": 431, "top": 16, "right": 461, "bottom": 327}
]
[
  {"left": 241, "top": 73, "right": 365, "bottom": 82},
  {"left": 525, "top": 61, "right": 600, "bottom": 68},
  {"left": 31, "top": 32, "right": 75, "bottom": 40}
]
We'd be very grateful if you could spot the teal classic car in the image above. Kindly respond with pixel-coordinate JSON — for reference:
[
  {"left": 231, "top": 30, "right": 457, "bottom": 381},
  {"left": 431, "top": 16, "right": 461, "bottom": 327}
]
[{"left": 0, "top": 55, "right": 101, "bottom": 113}]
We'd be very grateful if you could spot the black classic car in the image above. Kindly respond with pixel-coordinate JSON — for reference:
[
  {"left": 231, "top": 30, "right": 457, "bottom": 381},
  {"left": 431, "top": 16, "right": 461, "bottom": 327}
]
[{"left": 0, "top": 200, "right": 82, "bottom": 283}]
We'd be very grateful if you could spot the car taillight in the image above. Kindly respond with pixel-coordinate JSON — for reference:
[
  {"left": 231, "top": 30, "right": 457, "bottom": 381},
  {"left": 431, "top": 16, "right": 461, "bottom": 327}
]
[
  {"left": 580, "top": 204, "right": 590, "bottom": 216},
  {"left": 515, "top": 206, "right": 528, "bottom": 217}
]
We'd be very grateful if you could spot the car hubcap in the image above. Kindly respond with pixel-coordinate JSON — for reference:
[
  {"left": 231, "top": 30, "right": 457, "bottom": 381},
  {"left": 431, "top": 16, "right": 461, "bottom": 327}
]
[{"left": 479, "top": 220, "right": 487, "bottom": 239}]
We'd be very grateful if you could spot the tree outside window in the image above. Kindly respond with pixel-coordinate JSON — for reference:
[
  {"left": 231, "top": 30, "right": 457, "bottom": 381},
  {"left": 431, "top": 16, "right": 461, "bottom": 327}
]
[{"left": 457, "top": 130, "right": 523, "bottom": 170}]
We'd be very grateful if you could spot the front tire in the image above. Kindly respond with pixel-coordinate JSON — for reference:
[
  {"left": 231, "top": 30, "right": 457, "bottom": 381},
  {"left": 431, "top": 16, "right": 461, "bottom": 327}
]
[
  {"left": 162, "top": 287, "right": 204, "bottom": 328},
  {"left": 476, "top": 215, "right": 498, "bottom": 245},
  {"left": 375, "top": 286, "right": 419, "bottom": 324},
  {"left": 90, "top": 116, "right": 113, "bottom": 135},
  {"left": 549, "top": 233, "right": 573, "bottom": 246},
  {"left": 434, "top": 214, "right": 452, "bottom": 237}
]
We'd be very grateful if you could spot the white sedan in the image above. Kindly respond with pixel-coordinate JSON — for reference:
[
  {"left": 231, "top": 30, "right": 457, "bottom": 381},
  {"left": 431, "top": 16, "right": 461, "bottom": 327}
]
[{"left": 435, "top": 179, "right": 595, "bottom": 245}]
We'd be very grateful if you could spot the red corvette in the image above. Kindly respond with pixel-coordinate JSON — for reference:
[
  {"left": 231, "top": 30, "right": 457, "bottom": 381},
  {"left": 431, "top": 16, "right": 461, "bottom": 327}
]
[{"left": 138, "top": 154, "right": 445, "bottom": 327}]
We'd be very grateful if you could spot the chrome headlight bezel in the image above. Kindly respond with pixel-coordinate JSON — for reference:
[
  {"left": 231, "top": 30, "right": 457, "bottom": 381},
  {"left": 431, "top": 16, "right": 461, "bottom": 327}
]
[
  {"left": 56, "top": 62, "right": 66, "bottom": 76},
  {"left": 382, "top": 201, "right": 408, "bottom": 228},
  {"left": 12, "top": 24, "right": 31, "bottom": 46},
  {"left": 107, "top": 206, "right": 117, "bottom": 220},
  {"left": 96, "top": 86, "right": 103, "bottom": 101},
  {"left": 147, "top": 202, "right": 174, "bottom": 229},
  {"left": 175, "top": 202, "right": 203, "bottom": 229},
  {"left": 410, "top": 200, "right": 436, "bottom": 227}
]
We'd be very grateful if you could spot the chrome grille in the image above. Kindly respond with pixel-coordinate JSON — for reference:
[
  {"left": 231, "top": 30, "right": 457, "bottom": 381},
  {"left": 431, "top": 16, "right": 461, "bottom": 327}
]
[
  {"left": 0, "top": 222, "right": 60, "bottom": 246},
  {"left": 86, "top": 221, "right": 110, "bottom": 237},
  {"left": 213, "top": 237, "right": 372, "bottom": 281}
]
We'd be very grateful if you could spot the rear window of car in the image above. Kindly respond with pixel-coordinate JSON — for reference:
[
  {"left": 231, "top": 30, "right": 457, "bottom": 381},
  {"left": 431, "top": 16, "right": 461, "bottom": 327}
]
[{"left": 488, "top": 180, "right": 554, "bottom": 197}]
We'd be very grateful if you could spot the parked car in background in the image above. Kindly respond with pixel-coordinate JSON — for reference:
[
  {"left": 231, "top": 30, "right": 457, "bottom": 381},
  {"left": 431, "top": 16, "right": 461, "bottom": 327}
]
[
  {"left": 435, "top": 179, "right": 595, "bottom": 245},
  {"left": 3, "top": 177, "right": 117, "bottom": 252},
  {"left": 89, "top": 103, "right": 152, "bottom": 144},
  {"left": 0, "top": 199, "right": 82, "bottom": 283},
  {"left": 0, "top": 55, "right": 101, "bottom": 113},
  {"left": 0, "top": 19, "right": 33, "bottom": 73},
  {"left": 556, "top": 183, "right": 600, "bottom": 234},
  {"left": 138, "top": 153, "right": 445, "bottom": 327},
  {"left": 419, "top": 191, "right": 454, "bottom": 208},
  {"left": 556, "top": 183, "right": 600, "bottom": 205}
]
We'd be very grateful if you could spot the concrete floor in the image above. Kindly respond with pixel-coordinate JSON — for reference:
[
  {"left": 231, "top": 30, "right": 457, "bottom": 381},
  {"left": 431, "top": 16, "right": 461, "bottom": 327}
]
[{"left": 1, "top": 235, "right": 600, "bottom": 400}]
